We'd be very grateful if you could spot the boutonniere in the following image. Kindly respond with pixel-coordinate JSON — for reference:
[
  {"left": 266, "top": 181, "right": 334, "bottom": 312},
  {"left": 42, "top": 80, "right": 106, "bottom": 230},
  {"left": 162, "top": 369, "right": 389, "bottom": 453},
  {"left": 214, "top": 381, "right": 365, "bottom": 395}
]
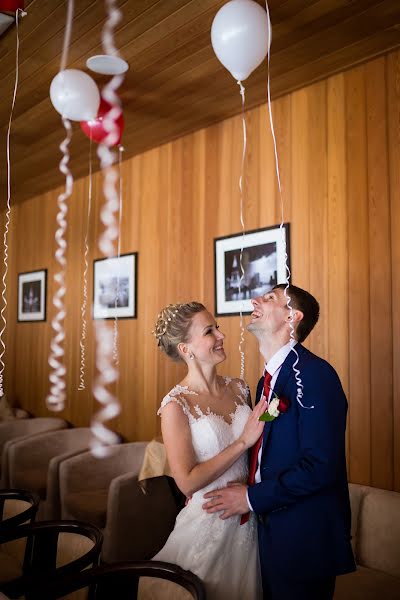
[{"left": 259, "top": 393, "right": 290, "bottom": 422}]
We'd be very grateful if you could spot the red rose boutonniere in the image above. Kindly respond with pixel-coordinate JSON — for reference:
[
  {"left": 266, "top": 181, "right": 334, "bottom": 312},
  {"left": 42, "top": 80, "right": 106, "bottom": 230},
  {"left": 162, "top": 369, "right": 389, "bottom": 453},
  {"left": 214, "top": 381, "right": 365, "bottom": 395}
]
[{"left": 259, "top": 393, "right": 290, "bottom": 422}]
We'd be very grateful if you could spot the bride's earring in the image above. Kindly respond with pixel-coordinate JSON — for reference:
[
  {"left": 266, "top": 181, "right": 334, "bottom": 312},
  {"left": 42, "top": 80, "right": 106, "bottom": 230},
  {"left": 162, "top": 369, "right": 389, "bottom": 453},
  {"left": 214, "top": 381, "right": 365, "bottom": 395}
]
[{"left": 189, "top": 352, "right": 194, "bottom": 360}]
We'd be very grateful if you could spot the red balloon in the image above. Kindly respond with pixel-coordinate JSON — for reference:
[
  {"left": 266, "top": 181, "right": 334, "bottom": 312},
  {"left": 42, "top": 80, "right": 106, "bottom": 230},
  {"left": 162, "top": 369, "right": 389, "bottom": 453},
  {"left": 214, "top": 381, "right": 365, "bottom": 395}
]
[
  {"left": 0, "top": 0, "right": 24, "bottom": 10},
  {"left": 0, "top": 0, "right": 24, "bottom": 9},
  {"left": 80, "top": 99, "right": 124, "bottom": 147}
]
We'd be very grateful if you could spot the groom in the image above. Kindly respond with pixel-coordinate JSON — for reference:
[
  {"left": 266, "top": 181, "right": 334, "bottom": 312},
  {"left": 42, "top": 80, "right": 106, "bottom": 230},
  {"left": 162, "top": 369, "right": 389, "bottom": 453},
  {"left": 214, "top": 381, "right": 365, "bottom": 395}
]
[{"left": 203, "top": 284, "right": 355, "bottom": 599}]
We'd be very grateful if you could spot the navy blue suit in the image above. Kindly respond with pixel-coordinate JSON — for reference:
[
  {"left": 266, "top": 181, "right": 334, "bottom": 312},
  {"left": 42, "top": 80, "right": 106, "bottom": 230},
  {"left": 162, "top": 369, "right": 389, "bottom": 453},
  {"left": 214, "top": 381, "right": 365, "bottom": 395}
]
[{"left": 247, "top": 344, "right": 356, "bottom": 597}]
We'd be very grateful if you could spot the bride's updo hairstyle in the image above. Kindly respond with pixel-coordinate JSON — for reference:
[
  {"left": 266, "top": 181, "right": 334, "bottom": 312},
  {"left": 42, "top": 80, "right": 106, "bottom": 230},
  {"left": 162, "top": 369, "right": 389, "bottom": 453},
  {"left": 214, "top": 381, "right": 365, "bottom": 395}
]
[{"left": 153, "top": 302, "right": 206, "bottom": 362}]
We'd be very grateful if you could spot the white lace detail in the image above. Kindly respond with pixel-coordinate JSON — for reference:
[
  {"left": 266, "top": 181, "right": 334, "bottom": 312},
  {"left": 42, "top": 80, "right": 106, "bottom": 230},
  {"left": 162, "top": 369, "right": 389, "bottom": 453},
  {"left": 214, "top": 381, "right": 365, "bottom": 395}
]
[
  {"left": 157, "top": 385, "right": 197, "bottom": 420},
  {"left": 236, "top": 378, "right": 250, "bottom": 404},
  {"left": 150, "top": 377, "right": 262, "bottom": 600}
]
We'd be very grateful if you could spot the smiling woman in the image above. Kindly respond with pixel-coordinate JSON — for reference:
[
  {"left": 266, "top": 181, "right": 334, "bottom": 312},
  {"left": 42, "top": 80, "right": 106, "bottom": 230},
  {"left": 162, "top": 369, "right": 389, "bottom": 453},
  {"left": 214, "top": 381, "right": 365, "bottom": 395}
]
[{"left": 141, "top": 301, "right": 266, "bottom": 599}]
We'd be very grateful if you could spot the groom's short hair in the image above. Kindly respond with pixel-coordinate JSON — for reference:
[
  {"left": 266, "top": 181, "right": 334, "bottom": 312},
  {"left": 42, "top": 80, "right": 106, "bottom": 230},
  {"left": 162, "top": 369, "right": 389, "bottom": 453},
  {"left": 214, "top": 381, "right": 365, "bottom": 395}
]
[{"left": 273, "top": 284, "right": 320, "bottom": 343}]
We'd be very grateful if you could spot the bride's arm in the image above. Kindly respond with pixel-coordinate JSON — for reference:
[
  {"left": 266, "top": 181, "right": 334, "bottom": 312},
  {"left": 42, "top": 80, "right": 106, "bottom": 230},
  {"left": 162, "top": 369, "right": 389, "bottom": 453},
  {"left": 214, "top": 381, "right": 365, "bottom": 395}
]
[{"left": 161, "top": 400, "right": 266, "bottom": 497}]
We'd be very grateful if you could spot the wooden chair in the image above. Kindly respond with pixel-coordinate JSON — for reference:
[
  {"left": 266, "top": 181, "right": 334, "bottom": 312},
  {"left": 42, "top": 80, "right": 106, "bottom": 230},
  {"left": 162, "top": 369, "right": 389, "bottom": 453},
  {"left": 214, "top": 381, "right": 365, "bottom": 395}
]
[
  {"left": 27, "top": 560, "right": 206, "bottom": 599},
  {"left": 0, "top": 489, "right": 40, "bottom": 533},
  {"left": 0, "top": 520, "right": 103, "bottom": 599}
]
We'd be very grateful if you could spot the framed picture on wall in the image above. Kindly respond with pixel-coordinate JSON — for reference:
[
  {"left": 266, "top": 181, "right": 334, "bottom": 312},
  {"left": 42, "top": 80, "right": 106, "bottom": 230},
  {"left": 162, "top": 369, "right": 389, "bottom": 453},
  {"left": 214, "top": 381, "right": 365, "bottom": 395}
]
[
  {"left": 214, "top": 223, "right": 290, "bottom": 316},
  {"left": 93, "top": 253, "right": 138, "bottom": 320},
  {"left": 17, "top": 269, "right": 47, "bottom": 322}
]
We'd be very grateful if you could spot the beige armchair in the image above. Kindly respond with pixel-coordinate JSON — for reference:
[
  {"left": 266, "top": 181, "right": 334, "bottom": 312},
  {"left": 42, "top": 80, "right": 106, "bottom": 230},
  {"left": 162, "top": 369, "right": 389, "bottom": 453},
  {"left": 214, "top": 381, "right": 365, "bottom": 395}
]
[
  {"left": 102, "top": 473, "right": 183, "bottom": 563},
  {"left": 59, "top": 442, "right": 182, "bottom": 563},
  {"left": 335, "top": 483, "right": 400, "bottom": 599},
  {"left": 0, "top": 418, "right": 68, "bottom": 487},
  {"left": 8, "top": 428, "right": 94, "bottom": 520}
]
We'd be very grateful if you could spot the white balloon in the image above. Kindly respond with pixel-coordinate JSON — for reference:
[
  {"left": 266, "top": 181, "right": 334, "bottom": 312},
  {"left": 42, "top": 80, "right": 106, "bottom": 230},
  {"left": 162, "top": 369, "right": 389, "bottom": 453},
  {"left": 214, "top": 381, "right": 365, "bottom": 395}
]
[
  {"left": 211, "top": 0, "right": 271, "bottom": 82},
  {"left": 50, "top": 69, "right": 100, "bottom": 121}
]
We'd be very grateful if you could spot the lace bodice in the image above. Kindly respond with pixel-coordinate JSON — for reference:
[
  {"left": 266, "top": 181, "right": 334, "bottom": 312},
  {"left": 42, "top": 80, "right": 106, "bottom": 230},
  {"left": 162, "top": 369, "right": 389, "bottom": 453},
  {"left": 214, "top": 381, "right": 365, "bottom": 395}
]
[{"left": 158, "top": 377, "right": 251, "bottom": 503}]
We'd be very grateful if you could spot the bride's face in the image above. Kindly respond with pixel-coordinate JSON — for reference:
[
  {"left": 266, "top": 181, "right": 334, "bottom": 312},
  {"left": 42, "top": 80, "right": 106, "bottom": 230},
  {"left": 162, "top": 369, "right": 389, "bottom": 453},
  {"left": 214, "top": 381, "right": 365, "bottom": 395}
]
[{"left": 186, "top": 310, "right": 226, "bottom": 365}]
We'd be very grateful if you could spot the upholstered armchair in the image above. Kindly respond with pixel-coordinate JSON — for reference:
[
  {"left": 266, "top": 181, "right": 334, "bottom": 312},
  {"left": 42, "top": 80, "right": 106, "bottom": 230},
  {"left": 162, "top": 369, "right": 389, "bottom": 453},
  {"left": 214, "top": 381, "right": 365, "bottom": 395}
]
[
  {"left": 59, "top": 442, "right": 182, "bottom": 563},
  {"left": 8, "top": 428, "right": 95, "bottom": 520},
  {"left": 0, "top": 418, "right": 68, "bottom": 487}
]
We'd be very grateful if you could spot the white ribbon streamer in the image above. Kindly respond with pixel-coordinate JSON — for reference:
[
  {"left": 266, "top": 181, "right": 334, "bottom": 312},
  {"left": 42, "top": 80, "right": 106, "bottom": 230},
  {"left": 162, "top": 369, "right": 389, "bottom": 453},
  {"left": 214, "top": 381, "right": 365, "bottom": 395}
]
[
  {"left": 264, "top": 2, "right": 310, "bottom": 408},
  {"left": 91, "top": 0, "right": 124, "bottom": 457},
  {"left": 112, "top": 146, "right": 124, "bottom": 366},
  {"left": 46, "top": 118, "right": 73, "bottom": 411},
  {"left": 47, "top": 0, "right": 75, "bottom": 412},
  {"left": 0, "top": 8, "right": 26, "bottom": 398},
  {"left": 78, "top": 138, "right": 93, "bottom": 391}
]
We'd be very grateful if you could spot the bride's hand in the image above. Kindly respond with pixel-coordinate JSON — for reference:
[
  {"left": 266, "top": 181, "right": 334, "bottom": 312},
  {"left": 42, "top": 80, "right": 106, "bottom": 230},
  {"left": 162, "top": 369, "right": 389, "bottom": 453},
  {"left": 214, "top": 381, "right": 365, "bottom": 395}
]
[{"left": 239, "top": 399, "right": 267, "bottom": 449}]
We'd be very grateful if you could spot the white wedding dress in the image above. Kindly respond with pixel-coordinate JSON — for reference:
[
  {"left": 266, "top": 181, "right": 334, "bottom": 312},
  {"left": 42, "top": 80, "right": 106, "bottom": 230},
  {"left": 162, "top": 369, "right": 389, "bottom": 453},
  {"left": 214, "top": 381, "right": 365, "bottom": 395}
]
[{"left": 139, "top": 377, "right": 262, "bottom": 600}]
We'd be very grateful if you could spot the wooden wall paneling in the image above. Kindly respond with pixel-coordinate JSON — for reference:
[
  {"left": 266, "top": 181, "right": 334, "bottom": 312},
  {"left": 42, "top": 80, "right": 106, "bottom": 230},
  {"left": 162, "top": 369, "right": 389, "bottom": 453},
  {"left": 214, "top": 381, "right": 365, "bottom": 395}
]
[
  {"left": 203, "top": 124, "right": 220, "bottom": 315},
  {"left": 307, "top": 80, "right": 329, "bottom": 359},
  {"left": 2, "top": 50, "right": 399, "bottom": 489},
  {"left": 217, "top": 116, "right": 239, "bottom": 381},
  {"left": 191, "top": 129, "right": 206, "bottom": 305},
  {"left": 345, "top": 64, "right": 371, "bottom": 486},
  {"left": 272, "top": 93, "right": 292, "bottom": 225},
  {"left": 366, "top": 57, "right": 393, "bottom": 490},
  {"left": 65, "top": 175, "right": 94, "bottom": 428},
  {"left": 141, "top": 147, "right": 173, "bottom": 441},
  {"left": 326, "top": 73, "right": 349, "bottom": 456},
  {"left": 1, "top": 203, "right": 17, "bottom": 401},
  {"left": 242, "top": 105, "right": 261, "bottom": 232},
  {"left": 386, "top": 50, "right": 400, "bottom": 492},
  {"left": 326, "top": 73, "right": 348, "bottom": 385},
  {"left": 290, "top": 88, "right": 310, "bottom": 294},
  {"left": 120, "top": 152, "right": 148, "bottom": 440}
]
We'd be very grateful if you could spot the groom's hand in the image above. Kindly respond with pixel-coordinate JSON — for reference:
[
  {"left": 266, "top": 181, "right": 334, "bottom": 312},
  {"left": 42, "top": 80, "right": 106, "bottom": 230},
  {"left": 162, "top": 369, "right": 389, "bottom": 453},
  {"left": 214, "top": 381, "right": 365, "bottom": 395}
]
[{"left": 202, "top": 482, "right": 249, "bottom": 519}]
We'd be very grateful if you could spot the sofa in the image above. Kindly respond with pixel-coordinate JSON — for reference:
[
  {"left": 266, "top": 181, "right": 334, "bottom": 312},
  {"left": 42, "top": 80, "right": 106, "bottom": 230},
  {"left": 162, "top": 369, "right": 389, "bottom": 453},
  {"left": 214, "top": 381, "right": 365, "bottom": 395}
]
[{"left": 335, "top": 483, "right": 400, "bottom": 598}]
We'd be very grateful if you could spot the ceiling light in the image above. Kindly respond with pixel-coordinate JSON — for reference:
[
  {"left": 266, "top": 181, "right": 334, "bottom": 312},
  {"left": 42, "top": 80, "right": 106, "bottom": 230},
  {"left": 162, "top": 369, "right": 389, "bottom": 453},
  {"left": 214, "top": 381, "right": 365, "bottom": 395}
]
[{"left": 86, "top": 55, "right": 129, "bottom": 76}]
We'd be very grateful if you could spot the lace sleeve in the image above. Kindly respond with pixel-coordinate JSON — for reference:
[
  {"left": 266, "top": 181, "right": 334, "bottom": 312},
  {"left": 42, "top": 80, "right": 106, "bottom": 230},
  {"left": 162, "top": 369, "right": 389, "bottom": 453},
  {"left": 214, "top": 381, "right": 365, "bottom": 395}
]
[
  {"left": 235, "top": 378, "right": 251, "bottom": 406},
  {"left": 157, "top": 386, "right": 194, "bottom": 421}
]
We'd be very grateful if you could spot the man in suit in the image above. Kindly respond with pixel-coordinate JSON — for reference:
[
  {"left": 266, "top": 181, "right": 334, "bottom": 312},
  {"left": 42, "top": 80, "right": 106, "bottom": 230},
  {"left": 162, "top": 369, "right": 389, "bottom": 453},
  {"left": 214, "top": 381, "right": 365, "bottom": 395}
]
[{"left": 203, "top": 284, "right": 355, "bottom": 599}]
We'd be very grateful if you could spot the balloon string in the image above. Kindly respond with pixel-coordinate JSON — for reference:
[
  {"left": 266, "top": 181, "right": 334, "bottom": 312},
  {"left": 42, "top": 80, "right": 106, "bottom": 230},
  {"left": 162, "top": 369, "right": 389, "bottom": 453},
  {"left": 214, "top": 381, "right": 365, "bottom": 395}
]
[
  {"left": 264, "top": 2, "right": 309, "bottom": 408},
  {"left": 237, "top": 80, "right": 247, "bottom": 381},
  {"left": 0, "top": 8, "right": 26, "bottom": 398},
  {"left": 91, "top": 0, "right": 124, "bottom": 457},
  {"left": 60, "top": 0, "right": 74, "bottom": 71},
  {"left": 78, "top": 138, "right": 93, "bottom": 391},
  {"left": 46, "top": 117, "right": 73, "bottom": 412},
  {"left": 112, "top": 146, "right": 124, "bottom": 365}
]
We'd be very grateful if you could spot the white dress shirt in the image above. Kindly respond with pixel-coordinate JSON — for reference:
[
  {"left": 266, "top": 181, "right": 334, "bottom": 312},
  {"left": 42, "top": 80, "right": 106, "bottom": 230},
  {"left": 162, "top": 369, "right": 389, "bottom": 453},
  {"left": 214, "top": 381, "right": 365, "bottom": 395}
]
[{"left": 247, "top": 341, "right": 296, "bottom": 510}]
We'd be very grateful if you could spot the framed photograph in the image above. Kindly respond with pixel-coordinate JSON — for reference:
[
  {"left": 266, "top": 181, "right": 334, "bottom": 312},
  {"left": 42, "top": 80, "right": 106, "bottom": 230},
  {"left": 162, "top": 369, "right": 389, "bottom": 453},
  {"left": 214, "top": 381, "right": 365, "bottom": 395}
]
[
  {"left": 214, "top": 223, "right": 290, "bottom": 316},
  {"left": 93, "top": 253, "right": 137, "bottom": 320},
  {"left": 18, "top": 269, "right": 47, "bottom": 322}
]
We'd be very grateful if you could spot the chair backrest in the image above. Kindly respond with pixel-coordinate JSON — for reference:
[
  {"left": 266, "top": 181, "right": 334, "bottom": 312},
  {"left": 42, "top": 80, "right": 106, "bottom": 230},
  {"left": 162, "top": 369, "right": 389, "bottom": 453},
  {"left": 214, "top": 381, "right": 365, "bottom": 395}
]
[
  {"left": 29, "top": 560, "right": 206, "bottom": 600},
  {"left": 355, "top": 485, "right": 400, "bottom": 578},
  {"left": 0, "top": 489, "right": 40, "bottom": 532},
  {"left": 0, "top": 520, "right": 103, "bottom": 599}
]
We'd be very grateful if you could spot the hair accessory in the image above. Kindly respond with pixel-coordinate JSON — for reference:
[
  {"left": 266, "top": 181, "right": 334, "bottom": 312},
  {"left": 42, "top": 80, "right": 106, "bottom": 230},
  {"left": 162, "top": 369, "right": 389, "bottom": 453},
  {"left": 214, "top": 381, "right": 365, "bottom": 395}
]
[{"left": 152, "top": 305, "right": 180, "bottom": 339}]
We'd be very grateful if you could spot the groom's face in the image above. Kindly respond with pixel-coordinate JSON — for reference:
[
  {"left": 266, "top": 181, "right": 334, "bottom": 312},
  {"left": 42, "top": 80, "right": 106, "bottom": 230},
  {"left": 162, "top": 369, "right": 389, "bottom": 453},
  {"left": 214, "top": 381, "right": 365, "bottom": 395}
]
[{"left": 247, "top": 288, "right": 290, "bottom": 337}]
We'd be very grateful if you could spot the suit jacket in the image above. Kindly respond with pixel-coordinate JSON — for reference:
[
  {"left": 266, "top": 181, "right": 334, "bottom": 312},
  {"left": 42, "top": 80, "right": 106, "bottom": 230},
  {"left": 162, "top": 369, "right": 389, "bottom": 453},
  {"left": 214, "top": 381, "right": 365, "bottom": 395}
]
[{"left": 247, "top": 344, "right": 356, "bottom": 582}]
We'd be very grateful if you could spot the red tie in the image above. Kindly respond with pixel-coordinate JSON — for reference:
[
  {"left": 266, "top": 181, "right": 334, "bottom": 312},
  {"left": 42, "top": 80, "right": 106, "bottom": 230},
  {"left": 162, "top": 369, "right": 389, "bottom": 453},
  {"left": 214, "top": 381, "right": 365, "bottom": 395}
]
[{"left": 241, "top": 371, "right": 272, "bottom": 525}]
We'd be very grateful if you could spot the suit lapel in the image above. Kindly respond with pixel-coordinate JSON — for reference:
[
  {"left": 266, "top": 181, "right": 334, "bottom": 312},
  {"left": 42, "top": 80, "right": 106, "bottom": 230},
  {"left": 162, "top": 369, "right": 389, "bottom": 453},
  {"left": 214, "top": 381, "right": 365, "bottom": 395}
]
[{"left": 261, "top": 345, "right": 304, "bottom": 451}]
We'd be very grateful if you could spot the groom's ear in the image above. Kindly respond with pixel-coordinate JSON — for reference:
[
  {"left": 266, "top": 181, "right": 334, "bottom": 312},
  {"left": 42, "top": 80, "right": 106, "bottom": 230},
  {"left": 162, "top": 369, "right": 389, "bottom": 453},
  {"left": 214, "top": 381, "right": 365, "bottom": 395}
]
[{"left": 287, "top": 310, "right": 303, "bottom": 325}]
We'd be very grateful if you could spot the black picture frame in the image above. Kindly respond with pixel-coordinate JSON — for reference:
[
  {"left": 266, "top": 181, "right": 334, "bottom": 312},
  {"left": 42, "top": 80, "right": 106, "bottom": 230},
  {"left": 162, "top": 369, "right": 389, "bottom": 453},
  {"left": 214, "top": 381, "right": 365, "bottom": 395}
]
[
  {"left": 17, "top": 269, "right": 47, "bottom": 322},
  {"left": 214, "top": 223, "right": 291, "bottom": 316},
  {"left": 93, "top": 252, "right": 138, "bottom": 320}
]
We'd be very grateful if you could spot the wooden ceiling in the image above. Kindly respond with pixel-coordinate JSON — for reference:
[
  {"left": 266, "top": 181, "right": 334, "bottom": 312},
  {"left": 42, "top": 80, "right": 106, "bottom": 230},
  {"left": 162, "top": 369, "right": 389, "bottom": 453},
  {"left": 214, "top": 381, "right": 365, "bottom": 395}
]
[{"left": 1, "top": 0, "right": 400, "bottom": 205}]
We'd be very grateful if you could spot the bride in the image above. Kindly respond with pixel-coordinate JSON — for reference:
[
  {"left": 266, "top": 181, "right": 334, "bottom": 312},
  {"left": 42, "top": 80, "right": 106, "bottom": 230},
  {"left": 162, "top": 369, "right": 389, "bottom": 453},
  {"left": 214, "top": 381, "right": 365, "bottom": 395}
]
[{"left": 141, "top": 301, "right": 266, "bottom": 600}]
